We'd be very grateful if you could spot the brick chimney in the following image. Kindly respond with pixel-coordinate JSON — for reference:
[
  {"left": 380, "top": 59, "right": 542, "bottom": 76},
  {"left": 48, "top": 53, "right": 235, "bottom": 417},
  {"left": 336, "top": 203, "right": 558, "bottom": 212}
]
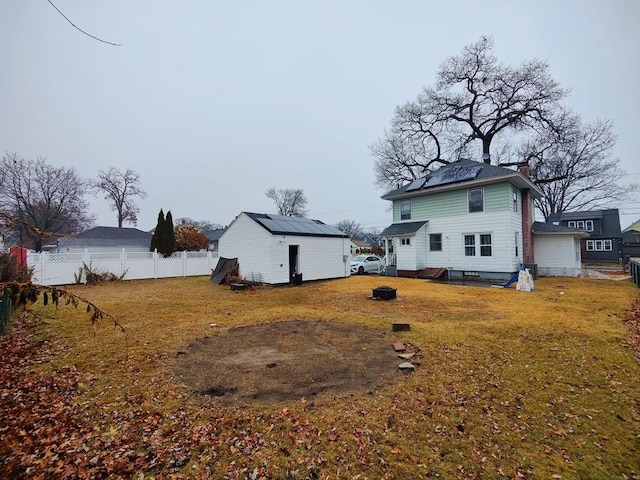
[
  {"left": 518, "top": 164, "right": 534, "bottom": 264},
  {"left": 521, "top": 188, "right": 535, "bottom": 264}
]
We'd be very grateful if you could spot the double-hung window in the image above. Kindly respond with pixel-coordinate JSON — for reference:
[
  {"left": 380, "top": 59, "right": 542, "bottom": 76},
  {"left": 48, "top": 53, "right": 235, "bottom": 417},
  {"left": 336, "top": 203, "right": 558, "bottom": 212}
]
[
  {"left": 586, "top": 239, "right": 612, "bottom": 251},
  {"left": 430, "top": 233, "right": 442, "bottom": 251},
  {"left": 464, "top": 233, "right": 493, "bottom": 257},
  {"left": 468, "top": 188, "right": 484, "bottom": 213},
  {"left": 569, "top": 220, "right": 594, "bottom": 232},
  {"left": 464, "top": 235, "right": 476, "bottom": 256},
  {"left": 400, "top": 200, "right": 411, "bottom": 220}
]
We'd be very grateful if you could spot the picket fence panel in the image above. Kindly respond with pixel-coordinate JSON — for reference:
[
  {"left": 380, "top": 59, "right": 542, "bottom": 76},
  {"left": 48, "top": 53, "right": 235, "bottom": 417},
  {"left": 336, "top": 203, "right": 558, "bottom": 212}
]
[{"left": 28, "top": 250, "right": 220, "bottom": 286}]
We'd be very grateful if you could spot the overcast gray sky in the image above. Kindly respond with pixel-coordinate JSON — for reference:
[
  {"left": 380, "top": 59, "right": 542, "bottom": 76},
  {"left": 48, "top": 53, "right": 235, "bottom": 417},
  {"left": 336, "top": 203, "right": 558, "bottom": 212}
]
[{"left": 1, "top": 0, "right": 639, "bottom": 232}]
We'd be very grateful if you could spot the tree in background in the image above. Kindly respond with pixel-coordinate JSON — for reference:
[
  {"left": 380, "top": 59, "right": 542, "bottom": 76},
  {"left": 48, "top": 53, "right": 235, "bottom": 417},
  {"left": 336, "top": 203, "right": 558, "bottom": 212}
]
[
  {"left": 90, "top": 167, "right": 146, "bottom": 227},
  {"left": 164, "top": 211, "right": 177, "bottom": 255},
  {"left": 371, "top": 36, "right": 635, "bottom": 215},
  {"left": 175, "top": 217, "right": 223, "bottom": 231},
  {"left": 265, "top": 188, "right": 308, "bottom": 217},
  {"left": 0, "top": 152, "right": 94, "bottom": 251},
  {"left": 150, "top": 209, "right": 176, "bottom": 257},
  {"left": 149, "top": 209, "right": 165, "bottom": 253},
  {"left": 174, "top": 223, "right": 209, "bottom": 251},
  {"left": 518, "top": 114, "right": 638, "bottom": 219},
  {"left": 334, "top": 219, "right": 362, "bottom": 239}
]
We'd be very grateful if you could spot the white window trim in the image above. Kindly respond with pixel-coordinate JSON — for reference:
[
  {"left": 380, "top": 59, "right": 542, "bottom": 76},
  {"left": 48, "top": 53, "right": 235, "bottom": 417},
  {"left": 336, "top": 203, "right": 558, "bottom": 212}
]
[
  {"left": 463, "top": 233, "right": 493, "bottom": 257},
  {"left": 468, "top": 188, "right": 484, "bottom": 213},
  {"left": 586, "top": 239, "right": 613, "bottom": 252},
  {"left": 430, "top": 233, "right": 443, "bottom": 251},
  {"left": 400, "top": 199, "right": 411, "bottom": 220}
]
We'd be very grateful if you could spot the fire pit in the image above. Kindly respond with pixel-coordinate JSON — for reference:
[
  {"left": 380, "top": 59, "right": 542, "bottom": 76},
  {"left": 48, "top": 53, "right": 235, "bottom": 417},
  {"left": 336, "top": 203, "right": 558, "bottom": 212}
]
[{"left": 372, "top": 286, "right": 397, "bottom": 300}]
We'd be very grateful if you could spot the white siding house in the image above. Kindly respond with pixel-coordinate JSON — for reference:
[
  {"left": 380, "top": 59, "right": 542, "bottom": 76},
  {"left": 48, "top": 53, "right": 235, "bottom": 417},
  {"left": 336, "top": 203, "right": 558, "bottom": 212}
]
[
  {"left": 218, "top": 212, "right": 351, "bottom": 284},
  {"left": 380, "top": 160, "right": 543, "bottom": 281}
]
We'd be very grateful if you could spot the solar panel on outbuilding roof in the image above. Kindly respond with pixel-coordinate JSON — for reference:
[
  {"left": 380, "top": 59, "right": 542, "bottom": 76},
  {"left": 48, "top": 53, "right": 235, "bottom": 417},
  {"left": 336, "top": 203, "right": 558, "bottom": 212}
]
[{"left": 249, "top": 213, "right": 345, "bottom": 237}]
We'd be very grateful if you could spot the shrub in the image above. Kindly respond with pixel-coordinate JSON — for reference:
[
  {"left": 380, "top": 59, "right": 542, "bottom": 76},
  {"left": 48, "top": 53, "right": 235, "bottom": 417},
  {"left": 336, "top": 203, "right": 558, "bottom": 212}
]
[{"left": 174, "top": 224, "right": 209, "bottom": 251}]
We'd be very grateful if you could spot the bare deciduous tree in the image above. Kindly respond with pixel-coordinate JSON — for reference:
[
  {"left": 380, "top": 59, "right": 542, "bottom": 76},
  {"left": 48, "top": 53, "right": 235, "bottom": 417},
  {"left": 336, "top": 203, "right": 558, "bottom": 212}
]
[
  {"left": 520, "top": 115, "right": 638, "bottom": 219},
  {"left": 265, "top": 188, "right": 308, "bottom": 217},
  {"left": 0, "top": 152, "right": 94, "bottom": 251},
  {"left": 372, "top": 36, "right": 568, "bottom": 191},
  {"left": 175, "top": 217, "right": 223, "bottom": 231},
  {"left": 334, "top": 219, "right": 362, "bottom": 239},
  {"left": 371, "top": 36, "right": 636, "bottom": 215},
  {"left": 91, "top": 167, "right": 146, "bottom": 227}
]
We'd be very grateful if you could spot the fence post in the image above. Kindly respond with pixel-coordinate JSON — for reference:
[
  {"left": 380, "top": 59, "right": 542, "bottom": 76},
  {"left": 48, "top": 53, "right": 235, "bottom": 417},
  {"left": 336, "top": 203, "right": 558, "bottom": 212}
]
[
  {"left": 153, "top": 249, "right": 158, "bottom": 279},
  {"left": 182, "top": 251, "right": 187, "bottom": 277},
  {"left": 121, "top": 249, "right": 126, "bottom": 277}
]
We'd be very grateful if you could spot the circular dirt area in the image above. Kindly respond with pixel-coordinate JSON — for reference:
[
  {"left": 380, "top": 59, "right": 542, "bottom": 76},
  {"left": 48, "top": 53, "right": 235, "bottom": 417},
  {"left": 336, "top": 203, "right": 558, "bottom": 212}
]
[{"left": 175, "top": 320, "right": 410, "bottom": 405}]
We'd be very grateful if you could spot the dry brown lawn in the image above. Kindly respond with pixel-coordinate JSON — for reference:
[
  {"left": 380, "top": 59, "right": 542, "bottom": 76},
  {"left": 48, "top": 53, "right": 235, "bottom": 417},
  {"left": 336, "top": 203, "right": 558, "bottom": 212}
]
[{"left": 6, "top": 274, "right": 640, "bottom": 479}]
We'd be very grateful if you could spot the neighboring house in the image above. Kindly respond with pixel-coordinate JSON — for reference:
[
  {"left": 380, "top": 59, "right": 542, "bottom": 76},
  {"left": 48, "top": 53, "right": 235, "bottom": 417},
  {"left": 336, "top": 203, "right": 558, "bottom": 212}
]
[
  {"left": 351, "top": 239, "right": 371, "bottom": 254},
  {"left": 622, "top": 219, "right": 640, "bottom": 260},
  {"left": 357, "top": 233, "right": 380, "bottom": 245},
  {"left": 218, "top": 212, "right": 351, "bottom": 284},
  {"left": 546, "top": 209, "right": 623, "bottom": 263},
  {"left": 532, "top": 222, "right": 588, "bottom": 277},
  {"left": 55, "top": 226, "right": 152, "bottom": 253},
  {"left": 379, "top": 159, "right": 543, "bottom": 281},
  {"left": 204, "top": 228, "right": 225, "bottom": 252}
]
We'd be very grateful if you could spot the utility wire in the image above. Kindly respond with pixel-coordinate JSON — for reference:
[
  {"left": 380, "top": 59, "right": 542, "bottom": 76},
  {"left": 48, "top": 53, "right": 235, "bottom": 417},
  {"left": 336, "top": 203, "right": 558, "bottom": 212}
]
[{"left": 47, "top": 0, "right": 121, "bottom": 46}]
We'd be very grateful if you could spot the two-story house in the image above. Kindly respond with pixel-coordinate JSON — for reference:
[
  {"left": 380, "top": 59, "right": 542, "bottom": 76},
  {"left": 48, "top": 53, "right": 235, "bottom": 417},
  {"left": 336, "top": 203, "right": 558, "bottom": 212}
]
[
  {"left": 546, "top": 209, "right": 623, "bottom": 264},
  {"left": 379, "top": 159, "right": 543, "bottom": 281}
]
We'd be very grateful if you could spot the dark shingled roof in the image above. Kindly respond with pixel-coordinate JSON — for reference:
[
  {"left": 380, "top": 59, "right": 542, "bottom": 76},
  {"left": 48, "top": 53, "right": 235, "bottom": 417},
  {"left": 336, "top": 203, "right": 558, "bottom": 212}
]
[
  {"left": 546, "top": 209, "right": 622, "bottom": 237},
  {"left": 58, "top": 226, "right": 152, "bottom": 247},
  {"left": 380, "top": 221, "right": 428, "bottom": 237},
  {"left": 382, "top": 159, "right": 543, "bottom": 200},
  {"left": 243, "top": 212, "right": 348, "bottom": 238},
  {"left": 533, "top": 221, "right": 589, "bottom": 237},
  {"left": 204, "top": 228, "right": 225, "bottom": 241}
]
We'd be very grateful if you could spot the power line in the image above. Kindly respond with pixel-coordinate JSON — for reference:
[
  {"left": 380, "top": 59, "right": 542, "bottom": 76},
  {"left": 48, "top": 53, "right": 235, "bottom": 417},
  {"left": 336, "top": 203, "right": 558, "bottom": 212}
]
[{"left": 47, "top": 0, "right": 121, "bottom": 47}]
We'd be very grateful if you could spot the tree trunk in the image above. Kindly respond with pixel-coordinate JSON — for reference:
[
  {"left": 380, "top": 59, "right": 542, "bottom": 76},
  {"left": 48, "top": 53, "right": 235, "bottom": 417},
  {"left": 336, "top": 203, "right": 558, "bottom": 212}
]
[{"left": 482, "top": 138, "right": 492, "bottom": 163}]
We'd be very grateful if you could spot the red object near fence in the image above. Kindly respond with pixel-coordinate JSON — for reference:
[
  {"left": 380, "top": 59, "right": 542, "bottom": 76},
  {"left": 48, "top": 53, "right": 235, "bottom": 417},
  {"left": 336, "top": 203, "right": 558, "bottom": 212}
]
[{"left": 9, "top": 246, "right": 27, "bottom": 266}]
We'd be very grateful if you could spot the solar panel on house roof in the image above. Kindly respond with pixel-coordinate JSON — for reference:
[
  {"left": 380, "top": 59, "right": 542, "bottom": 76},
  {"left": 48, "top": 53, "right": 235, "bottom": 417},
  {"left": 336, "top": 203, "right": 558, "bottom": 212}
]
[
  {"left": 423, "top": 163, "right": 482, "bottom": 188},
  {"left": 405, "top": 177, "right": 427, "bottom": 192}
]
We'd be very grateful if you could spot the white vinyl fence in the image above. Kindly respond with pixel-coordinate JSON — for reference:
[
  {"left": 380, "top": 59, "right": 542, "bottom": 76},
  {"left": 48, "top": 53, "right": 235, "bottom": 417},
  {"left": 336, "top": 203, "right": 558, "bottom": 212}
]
[{"left": 28, "top": 250, "right": 220, "bottom": 286}]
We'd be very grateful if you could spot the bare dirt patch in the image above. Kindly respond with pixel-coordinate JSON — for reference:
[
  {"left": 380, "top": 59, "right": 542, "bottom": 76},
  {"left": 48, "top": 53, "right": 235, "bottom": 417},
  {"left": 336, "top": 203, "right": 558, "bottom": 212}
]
[{"left": 174, "top": 320, "right": 410, "bottom": 405}]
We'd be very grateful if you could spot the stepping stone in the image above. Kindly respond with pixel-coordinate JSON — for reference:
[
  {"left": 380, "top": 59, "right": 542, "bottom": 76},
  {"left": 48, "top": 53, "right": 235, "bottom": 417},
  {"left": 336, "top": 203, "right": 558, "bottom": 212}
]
[
  {"left": 398, "top": 353, "right": 415, "bottom": 360},
  {"left": 392, "top": 342, "right": 406, "bottom": 352},
  {"left": 398, "top": 362, "right": 416, "bottom": 370}
]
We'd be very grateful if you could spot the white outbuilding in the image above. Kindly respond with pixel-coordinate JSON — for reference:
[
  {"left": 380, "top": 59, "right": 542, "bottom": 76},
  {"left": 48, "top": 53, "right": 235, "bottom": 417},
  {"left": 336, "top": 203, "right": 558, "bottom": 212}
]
[
  {"left": 533, "top": 221, "right": 588, "bottom": 277},
  {"left": 218, "top": 212, "right": 351, "bottom": 284}
]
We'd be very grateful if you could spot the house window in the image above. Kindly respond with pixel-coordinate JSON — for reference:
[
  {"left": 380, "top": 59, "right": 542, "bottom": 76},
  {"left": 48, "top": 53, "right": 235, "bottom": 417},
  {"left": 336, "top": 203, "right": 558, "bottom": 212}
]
[
  {"left": 464, "top": 235, "right": 476, "bottom": 256},
  {"left": 586, "top": 240, "right": 613, "bottom": 251},
  {"left": 480, "top": 234, "right": 493, "bottom": 257},
  {"left": 569, "top": 220, "right": 593, "bottom": 231},
  {"left": 430, "top": 233, "right": 442, "bottom": 251},
  {"left": 514, "top": 232, "right": 519, "bottom": 257},
  {"left": 468, "top": 188, "right": 484, "bottom": 213},
  {"left": 401, "top": 237, "right": 411, "bottom": 246},
  {"left": 464, "top": 233, "right": 492, "bottom": 257},
  {"left": 400, "top": 200, "right": 411, "bottom": 220},
  {"left": 512, "top": 191, "right": 518, "bottom": 212}
]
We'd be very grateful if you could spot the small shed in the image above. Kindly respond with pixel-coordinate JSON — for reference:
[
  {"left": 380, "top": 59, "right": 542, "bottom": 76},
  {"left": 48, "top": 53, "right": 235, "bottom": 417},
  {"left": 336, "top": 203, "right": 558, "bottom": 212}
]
[
  {"left": 218, "top": 212, "right": 351, "bottom": 284},
  {"left": 533, "top": 222, "right": 588, "bottom": 277}
]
